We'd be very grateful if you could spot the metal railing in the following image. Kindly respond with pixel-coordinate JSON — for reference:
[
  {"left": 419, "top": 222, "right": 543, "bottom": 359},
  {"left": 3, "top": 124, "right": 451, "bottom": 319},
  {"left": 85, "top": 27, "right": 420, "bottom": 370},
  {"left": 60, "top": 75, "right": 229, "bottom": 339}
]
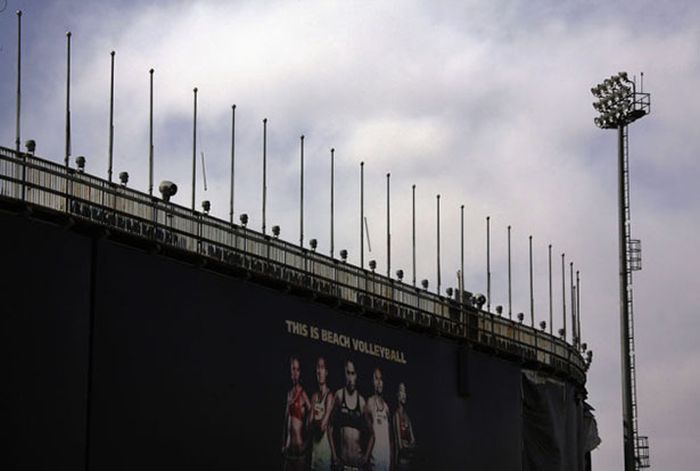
[{"left": 0, "top": 146, "right": 587, "bottom": 383}]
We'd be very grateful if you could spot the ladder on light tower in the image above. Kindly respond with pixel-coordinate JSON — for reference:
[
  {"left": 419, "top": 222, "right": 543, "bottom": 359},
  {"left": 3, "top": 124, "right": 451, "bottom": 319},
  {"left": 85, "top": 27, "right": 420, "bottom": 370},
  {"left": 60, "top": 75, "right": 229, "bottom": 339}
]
[{"left": 622, "top": 125, "right": 650, "bottom": 469}]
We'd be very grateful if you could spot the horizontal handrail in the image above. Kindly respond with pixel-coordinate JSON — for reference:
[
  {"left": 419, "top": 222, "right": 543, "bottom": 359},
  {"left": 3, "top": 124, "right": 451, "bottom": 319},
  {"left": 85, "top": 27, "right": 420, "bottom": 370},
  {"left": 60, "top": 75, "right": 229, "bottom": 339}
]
[{"left": 0, "top": 147, "right": 587, "bottom": 383}]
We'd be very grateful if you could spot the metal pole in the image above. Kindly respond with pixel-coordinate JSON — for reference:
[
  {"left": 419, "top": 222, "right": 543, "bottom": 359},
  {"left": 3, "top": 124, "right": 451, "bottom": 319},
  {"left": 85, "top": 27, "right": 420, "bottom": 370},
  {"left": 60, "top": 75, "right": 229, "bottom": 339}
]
[
  {"left": 561, "top": 252, "right": 566, "bottom": 341},
  {"left": 548, "top": 244, "right": 553, "bottom": 336},
  {"left": 191, "top": 87, "right": 198, "bottom": 211},
  {"left": 16, "top": 10, "right": 25, "bottom": 202},
  {"left": 386, "top": 173, "right": 391, "bottom": 277},
  {"left": 618, "top": 123, "right": 635, "bottom": 470},
  {"left": 412, "top": 184, "right": 416, "bottom": 287},
  {"left": 436, "top": 194, "right": 441, "bottom": 296},
  {"left": 108, "top": 51, "right": 115, "bottom": 183},
  {"left": 460, "top": 204, "right": 465, "bottom": 301},
  {"left": 529, "top": 235, "right": 534, "bottom": 327},
  {"left": 330, "top": 148, "right": 334, "bottom": 257},
  {"left": 229, "top": 104, "right": 236, "bottom": 224},
  {"left": 486, "top": 216, "right": 491, "bottom": 312},
  {"left": 508, "top": 225, "right": 512, "bottom": 319},
  {"left": 300, "top": 135, "right": 304, "bottom": 247},
  {"left": 262, "top": 118, "right": 268, "bottom": 234},
  {"left": 15, "top": 10, "right": 22, "bottom": 155},
  {"left": 148, "top": 69, "right": 154, "bottom": 194},
  {"left": 65, "top": 31, "right": 72, "bottom": 169},
  {"left": 571, "top": 286, "right": 580, "bottom": 350},
  {"left": 576, "top": 270, "right": 581, "bottom": 346},
  {"left": 570, "top": 261, "right": 576, "bottom": 346},
  {"left": 360, "top": 161, "right": 364, "bottom": 269}
]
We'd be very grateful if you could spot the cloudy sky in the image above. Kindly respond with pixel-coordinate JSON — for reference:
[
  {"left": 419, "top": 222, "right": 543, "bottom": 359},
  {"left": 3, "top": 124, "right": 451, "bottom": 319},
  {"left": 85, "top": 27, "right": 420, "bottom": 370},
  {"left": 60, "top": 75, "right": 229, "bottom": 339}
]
[{"left": 1, "top": 0, "right": 699, "bottom": 469}]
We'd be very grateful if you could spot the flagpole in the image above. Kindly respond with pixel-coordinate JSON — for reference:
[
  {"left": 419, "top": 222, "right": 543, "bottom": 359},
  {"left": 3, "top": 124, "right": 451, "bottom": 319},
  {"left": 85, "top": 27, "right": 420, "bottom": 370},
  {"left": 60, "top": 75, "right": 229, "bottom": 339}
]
[
  {"left": 529, "top": 235, "right": 534, "bottom": 327},
  {"left": 508, "top": 225, "right": 512, "bottom": 319},
  {"left": 436, "top": 194, "right": 441, "bottom": 295},
  {"left": 577, "top": 270, "right": 582, "bottom": 347},
  {"left": 460, "top": 204, "right": 465, "bottom": 301},
  {"left": 412, "top": 184, "right": 416, "bottom": 287},
  {"left": 561, "top": 252, "right": 567, "bottom": 341},
  {"left": 229, "top": 105, "right": 236, "bottom": 224},
  {"left": 65, "top": 31, "right": 72, "bottom": 169},
  {"left": 108, "top": 51, "right": 115, "bottom": 183},
  {"left": 386, "top": 173, "right": 391, "bottom": 277},
  {"left": 262, "top": 118, "right": 268, "bottom": 234},
  {"left": 15, "top": 10, "right": 22, "bottom": 155},
  {"left": 299, "top": 135, "right": 305, "bottom": 247},
  {"left": 548, "top": 244, "right": 553, "bottom": 336},
  {"left": 570, "top": 261, "right": 576, "bottom": 346},
  {"left": 360, "top": 161, "right": 365, "bottom": 268},
  {"left": 191, "top": 87, "right": 198, "bottom": 210},
  {"left": 329, "top": 148, "right": 335, "bottom": 257},
  {"left": 486, "top": 216, "right": 491, "bottom": 312}
]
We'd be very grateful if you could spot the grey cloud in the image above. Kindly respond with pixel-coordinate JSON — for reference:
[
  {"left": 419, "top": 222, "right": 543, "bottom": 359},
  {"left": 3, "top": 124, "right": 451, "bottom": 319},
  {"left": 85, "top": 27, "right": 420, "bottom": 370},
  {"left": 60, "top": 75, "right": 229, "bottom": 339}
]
[{"left": 1, "top": 2, "right": 699, "bottom": 470}]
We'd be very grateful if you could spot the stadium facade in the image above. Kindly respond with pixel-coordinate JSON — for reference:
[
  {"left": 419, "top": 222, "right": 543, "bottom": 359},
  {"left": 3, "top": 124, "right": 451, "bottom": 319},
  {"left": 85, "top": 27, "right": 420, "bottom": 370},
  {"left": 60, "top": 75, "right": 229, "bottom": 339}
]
[{"left": 0, "top": 146, "right": 599, "bottom": 470}]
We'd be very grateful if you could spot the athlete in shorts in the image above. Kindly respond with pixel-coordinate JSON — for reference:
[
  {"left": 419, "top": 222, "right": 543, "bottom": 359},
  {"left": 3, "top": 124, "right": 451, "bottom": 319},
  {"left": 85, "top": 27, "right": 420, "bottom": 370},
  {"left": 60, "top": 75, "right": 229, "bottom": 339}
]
[
  {"left": 329, "top": 359, "right": 366, "bottom": 471},
  {"left": 282, "top": 356, "right": 311, "bottom": 471},
  {"left": 309, "top": 357, "right": 334, "bottom": 471},
  {"left": 363, "top": 368, "right": 392, "bottom": 471}
]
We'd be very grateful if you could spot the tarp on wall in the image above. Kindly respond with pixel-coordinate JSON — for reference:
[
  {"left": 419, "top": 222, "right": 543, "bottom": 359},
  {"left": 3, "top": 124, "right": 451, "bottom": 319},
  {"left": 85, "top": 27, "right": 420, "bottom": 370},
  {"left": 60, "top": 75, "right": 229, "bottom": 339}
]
[{"left": 522, "top": 370, "right": 600, "bottom": 471}]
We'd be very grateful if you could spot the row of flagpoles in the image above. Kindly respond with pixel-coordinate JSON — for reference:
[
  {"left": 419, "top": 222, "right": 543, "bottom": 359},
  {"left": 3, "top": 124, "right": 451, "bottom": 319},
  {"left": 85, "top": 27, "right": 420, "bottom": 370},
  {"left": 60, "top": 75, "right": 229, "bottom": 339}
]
[{"left": 10, "top": 10, "right": 585, "bottom": 349}]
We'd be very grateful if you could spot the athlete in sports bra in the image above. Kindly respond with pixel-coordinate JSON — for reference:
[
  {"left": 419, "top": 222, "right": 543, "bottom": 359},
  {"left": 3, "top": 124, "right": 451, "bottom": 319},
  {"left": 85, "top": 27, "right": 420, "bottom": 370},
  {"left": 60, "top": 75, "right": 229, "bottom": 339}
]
[
  {"left": 329, "top": 359, "right": 366, "bottom": 471},
  {"left": 363, "top": 368, "right": 392, "bottom": 471},
  {"left": 309, "top": 357, "right": 334, "bottom": 471},
  {"left": 282, "top": 356, "right": 311, "bottom": 471},
  {"left": 393, "top": 382, "right": 415, "bottom": 471}
]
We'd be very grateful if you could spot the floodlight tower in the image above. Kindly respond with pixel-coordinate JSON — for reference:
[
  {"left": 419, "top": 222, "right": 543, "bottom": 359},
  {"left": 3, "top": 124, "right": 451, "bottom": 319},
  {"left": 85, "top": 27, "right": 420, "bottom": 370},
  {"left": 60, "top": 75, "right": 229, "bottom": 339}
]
[{"left": 591, "top": 72, "right": 651, "bottom": 471}]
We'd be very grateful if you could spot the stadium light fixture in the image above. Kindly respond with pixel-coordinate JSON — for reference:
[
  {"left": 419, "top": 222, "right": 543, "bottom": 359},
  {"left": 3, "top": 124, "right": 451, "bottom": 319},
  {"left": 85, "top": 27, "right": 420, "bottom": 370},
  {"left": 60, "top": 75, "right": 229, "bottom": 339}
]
[
  {"left": 591, "top": 72, "right": 649, "bottom": 129},
  {"left": 592, "top": 71, "right": 651, "bottom": 471}
]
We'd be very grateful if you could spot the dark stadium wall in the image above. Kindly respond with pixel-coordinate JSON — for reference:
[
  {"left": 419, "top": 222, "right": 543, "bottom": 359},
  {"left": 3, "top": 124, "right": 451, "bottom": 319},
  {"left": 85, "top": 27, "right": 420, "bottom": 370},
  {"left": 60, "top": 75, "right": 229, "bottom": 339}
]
[
  {"left": 2, "top": 212, "right": 528, "bottom": 470},
  {"left": 90, "top": 237, "right": 523, "bottom": 470},
  {"left": 0, "top": 213, "right": 91, "bottom": 470}
]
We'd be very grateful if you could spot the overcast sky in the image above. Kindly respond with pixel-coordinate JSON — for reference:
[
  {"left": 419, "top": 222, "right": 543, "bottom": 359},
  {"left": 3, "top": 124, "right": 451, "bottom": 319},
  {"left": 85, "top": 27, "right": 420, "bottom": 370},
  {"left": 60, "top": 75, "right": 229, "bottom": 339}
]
[{"left": 1, "top": 1, "right": 699, "bottom": 469}]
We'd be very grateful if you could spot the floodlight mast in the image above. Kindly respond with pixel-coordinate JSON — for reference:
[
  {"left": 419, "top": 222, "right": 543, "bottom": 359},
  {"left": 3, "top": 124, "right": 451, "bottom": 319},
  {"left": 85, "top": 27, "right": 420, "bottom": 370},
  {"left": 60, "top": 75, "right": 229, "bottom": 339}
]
[{"left": 591, "top": 72, "right": 651, "bottom": 471}]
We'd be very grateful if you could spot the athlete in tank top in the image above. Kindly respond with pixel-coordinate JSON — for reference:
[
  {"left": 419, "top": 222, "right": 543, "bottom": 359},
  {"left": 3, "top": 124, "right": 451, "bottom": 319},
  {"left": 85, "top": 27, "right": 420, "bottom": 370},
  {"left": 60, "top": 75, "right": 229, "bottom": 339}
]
[
  {"left": 329, "top": 360, "right": 366, "bottom": 470},
  {"left": 309, "top": 357, "right": 334, "bottom": 471},
  {"left": 393, "top": 382, "right": 415, "bottom": 471},
  {"left": 289, "top": 387, "right": 306, "bottom": 420},
  {"left": 337, "top": 388, "right": 364, "bottom": 430},
  {"left": 283, "top": 356, "right": 311, "bottom": 471},
  {"left": 364, "top": 368, "right": 391, "bottom": 471},
  {"left": 398, "top": 412, "right": 412, "bottom": 443}
]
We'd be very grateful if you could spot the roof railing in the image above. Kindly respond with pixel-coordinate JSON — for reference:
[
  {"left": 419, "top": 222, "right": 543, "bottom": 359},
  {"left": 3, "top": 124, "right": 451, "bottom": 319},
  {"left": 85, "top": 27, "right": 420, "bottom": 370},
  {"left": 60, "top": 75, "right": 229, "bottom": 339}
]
[{"left": 0, "top": 146, "right": 587, "bottom": 383}]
